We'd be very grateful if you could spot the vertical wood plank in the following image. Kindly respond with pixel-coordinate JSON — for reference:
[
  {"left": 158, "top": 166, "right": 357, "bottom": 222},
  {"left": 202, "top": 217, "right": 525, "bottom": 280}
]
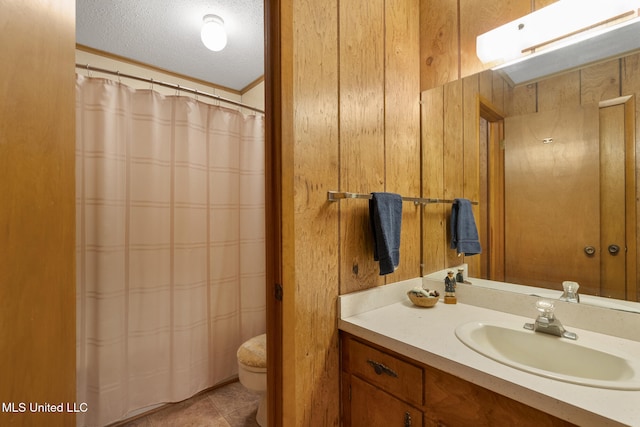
[
  {"left": 339, "top": 0, "right": 386, "bottom": 293},
  {"left": 422, "top": 87, "right": 446, "bottom": 273},
  {"left": 537, "top": 70, "right": 581, "bottom": 111},
  {"left": 420, "top": 0, "right": 459, "bottom": 91},
  {"left": 385, "top": 0, "right": 421, "bottom": 282},
  {"left": 280, "top": 0, "right": 297, "bottom": 421},
  {"left": 624, "top": 97, "right": 638, "bottom": 302},
  {"left": 463, "top": 75, "right": 481, "bottom": 275},
  {"left": 600, "top": 105, "right": 627, "bottom": 299},
  {"left": 476, "top": 70, "right": 496, "bottom": 108},
  {"left": 281, "top": 0, "right": 341, "bottom": 424},
  {"left": 505, "top": 82, "right": 538, "bottom": 116},
  {"left": 0, "top": 1, "right": 76, "bottom": 425},
  {"left": 490, "top": 72, "right": 509, "bottom": 113},
  {"left": 443, "top": 79, "right": 465, "bottom": 267},
  {"left": 580, "top": 59, "right": 621, "bottom": 105}
]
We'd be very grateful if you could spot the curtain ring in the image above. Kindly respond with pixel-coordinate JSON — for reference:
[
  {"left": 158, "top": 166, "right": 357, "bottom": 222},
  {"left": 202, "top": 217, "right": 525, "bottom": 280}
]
[
  {"left": 116, "top": 70, "right": 121, "bottom": 84},
  {"left": 150, "top": 78, "right": 154, "bottom": 90},
  {"left": 194, "top": 88, "right": 198, "bottom": 101},
  {"left": 86, "top": 64, "right": 92, "bottom": 77},
  {"left": 213, "top": 89, "right": 220, "bottom": 106},
  {"left": 176, "top": 84, "right": 181, "bottom": 96}
]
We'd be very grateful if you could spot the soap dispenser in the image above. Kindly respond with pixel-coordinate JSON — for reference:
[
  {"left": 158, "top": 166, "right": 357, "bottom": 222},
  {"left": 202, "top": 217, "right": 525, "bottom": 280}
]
[{"left": 560, "top": 281, "right": 580, "bottom": 303}]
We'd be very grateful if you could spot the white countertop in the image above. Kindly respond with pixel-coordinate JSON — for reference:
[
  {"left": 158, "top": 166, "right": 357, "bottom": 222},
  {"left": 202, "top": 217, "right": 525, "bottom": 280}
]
[{"left": 338, "top": 278, "right": 640, "bottom": 427}]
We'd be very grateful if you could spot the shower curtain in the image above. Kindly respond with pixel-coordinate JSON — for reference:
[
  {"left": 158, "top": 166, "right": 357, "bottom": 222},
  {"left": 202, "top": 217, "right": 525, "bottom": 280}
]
[{"left": 75, "top": 75, "right": 266, "bottom": 427}]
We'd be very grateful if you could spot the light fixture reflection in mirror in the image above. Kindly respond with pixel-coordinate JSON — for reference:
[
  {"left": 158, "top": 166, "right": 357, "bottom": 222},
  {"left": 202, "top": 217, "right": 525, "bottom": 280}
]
[
  {"left": 476, "top": 0, "right": 640, "bottom": 85},
  {"left": 476, "top": 0, "right": 639, "bottom": 64}
]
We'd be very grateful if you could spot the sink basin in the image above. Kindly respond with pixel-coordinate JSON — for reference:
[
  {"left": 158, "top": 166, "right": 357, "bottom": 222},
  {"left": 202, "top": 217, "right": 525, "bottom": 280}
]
[{"left": 455, "top": 321, "right": 640, "bottom": 390}]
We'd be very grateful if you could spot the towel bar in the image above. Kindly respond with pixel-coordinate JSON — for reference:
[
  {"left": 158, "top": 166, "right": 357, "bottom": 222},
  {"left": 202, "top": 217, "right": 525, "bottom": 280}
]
[{"left": 327, "top": 191, "right": 478, "bottom": 205}]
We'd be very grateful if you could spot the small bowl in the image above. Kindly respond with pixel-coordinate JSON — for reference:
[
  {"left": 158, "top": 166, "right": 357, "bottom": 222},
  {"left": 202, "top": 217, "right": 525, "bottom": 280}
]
[{"left": 407, "top": 292, "right": 439, "bottom": 308}]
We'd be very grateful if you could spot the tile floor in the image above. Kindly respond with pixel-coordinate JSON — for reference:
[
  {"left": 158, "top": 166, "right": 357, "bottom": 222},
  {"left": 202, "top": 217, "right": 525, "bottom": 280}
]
[{"left": 116, "top": 381, "right": 260, "bottom": 427}]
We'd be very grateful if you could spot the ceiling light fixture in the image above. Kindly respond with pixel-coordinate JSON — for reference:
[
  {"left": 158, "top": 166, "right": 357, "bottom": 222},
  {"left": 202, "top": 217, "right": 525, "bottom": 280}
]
[{"left": 201, "top": 14, "right": 227, "bottom": 52}]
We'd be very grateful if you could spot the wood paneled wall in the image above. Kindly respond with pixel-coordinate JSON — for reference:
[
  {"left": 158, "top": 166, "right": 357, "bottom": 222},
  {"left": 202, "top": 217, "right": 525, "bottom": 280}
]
[
  {"left": 421, "top": 70, "right": 492, "bottom": 276},
  {"left": 276, "top": 0, "right": 420, "bottom": 424},
  {"left": 421, "top": 52, "right": 640, "bottom": 292},
  {"left": 0, "top": 0, "right": 76, "bottom": 426},
  {"left": 339, "top": 0, "right": 421, "bottom": 294}
]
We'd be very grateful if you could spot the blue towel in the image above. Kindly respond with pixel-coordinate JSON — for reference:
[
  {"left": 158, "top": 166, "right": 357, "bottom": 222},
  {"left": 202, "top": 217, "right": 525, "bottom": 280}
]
[
  {"left": 450, "top": 198, "right": 481, "bottom": 256},
  {"left": 369, "top": 192, "right": 402, "bottom": 275}
]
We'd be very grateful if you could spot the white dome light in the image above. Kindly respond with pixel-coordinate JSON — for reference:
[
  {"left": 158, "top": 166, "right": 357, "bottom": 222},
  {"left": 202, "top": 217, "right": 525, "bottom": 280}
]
[{"left": 201, "top": 14, "right": 227, "bottom": 52}]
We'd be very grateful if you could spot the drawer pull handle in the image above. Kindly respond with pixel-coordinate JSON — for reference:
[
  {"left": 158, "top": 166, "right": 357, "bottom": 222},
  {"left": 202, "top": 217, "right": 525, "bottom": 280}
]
[
  {"left": 366, "top": 359, "right": 398, "bottom": 377},
  {"left": 404, "top": 411, "right": 412, "bottom": 427}
]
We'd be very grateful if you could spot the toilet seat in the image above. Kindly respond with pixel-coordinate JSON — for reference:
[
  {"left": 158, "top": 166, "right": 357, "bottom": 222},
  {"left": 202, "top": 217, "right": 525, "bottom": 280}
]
[{"left": 237, "top": 333, "right": 266, "bottom": 368}]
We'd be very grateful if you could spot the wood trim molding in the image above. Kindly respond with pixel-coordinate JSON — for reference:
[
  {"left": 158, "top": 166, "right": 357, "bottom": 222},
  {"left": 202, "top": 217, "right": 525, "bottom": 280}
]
[{"left": 264, "top": 0, "right": 283, "bottom": 425}]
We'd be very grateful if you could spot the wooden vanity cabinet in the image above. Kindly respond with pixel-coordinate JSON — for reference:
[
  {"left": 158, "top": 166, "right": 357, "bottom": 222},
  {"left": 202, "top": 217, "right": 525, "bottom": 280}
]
[
  {"left": 341, "top": 333, "right": 576, "bottom": 427},
  {"left": 342, "top": 334, "right": 424, "bottom": 427}
]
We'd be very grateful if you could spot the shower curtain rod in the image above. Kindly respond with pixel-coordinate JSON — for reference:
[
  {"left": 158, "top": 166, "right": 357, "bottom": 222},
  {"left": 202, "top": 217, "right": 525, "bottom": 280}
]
[{"left": 75, "top": 63, "right": 265, "bottom": 114}]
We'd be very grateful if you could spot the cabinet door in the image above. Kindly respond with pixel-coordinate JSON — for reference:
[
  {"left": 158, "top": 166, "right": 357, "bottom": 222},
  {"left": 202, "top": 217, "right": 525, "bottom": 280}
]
[
  {"left": 423, "top": 365, "right": 576, "bottom": 427},
  {"left": 349, "top": 376, "right": 423, "bottom": 427}
]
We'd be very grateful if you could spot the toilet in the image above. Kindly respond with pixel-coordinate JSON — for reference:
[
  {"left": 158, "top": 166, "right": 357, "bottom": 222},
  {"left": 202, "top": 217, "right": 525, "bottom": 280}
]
[{"left": 237, "top": 334, "right": 267, "bottom": 426}]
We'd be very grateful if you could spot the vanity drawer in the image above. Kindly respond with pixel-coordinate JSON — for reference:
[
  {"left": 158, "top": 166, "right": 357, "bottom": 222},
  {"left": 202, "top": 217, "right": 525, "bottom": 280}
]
[
  {"left": 350, "top": 376, "right": 423, "bottom": 427},
  {"left": 344, "top": 336, "right": 423, "bottom": 407}
]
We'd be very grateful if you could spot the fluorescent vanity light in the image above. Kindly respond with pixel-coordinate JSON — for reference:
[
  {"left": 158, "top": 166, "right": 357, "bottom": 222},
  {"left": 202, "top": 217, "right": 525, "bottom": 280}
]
[
  {"left": 476, "top": 0, "right": 640, "bottom": 85},
  {"left": 201, "top": 14, "right": 227, "bottom": 52}
]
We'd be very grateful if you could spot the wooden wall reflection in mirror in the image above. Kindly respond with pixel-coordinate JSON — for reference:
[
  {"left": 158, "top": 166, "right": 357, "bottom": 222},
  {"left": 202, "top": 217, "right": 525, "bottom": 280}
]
[{"left": 421, "top": 51, "right": 640, "bottom": 305}]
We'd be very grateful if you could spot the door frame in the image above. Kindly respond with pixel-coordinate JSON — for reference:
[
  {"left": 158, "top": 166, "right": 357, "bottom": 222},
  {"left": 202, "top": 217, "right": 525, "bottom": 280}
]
[
  {"left": 598, "top": 95, "right": 637, "bottom": 301},
  {"left": 265, "top": 1, "right": 284, "bottom": 426},
  {"left": 479, "top": 96, "right": 506, "bottom": 282}
]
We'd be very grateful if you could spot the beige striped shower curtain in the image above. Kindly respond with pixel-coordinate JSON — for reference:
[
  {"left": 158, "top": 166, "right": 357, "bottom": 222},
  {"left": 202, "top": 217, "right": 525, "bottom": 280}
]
[{"left": 75, "top": 75, "right": 265, "bottom": 426}]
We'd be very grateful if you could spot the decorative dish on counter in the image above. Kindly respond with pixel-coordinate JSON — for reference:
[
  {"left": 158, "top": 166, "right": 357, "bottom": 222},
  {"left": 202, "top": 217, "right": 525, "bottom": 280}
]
[{"left": 407, "top": 287, "right": 440, "bottom": 307}]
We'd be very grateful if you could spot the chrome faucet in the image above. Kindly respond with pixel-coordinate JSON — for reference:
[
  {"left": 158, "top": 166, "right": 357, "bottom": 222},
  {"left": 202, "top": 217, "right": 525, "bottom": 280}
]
[
  {"left": 560, "top": 281, "right": 580, "bottom": 303},
  {"left": 524, "top": 300, "right": 577, "bottom": 340}
]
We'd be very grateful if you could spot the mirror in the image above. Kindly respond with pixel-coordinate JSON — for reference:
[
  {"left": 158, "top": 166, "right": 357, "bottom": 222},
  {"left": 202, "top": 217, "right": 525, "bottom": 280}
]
[{"left": 421, "top": 49, "right": 640, "bottom": 313}]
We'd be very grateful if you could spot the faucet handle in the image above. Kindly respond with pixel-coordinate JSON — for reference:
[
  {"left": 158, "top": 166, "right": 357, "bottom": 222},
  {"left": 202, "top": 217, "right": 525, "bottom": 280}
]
[
  {"left": 535, "top": 299, "right": 555, "bottom": 318},
  {"left": 562, "top": 281, "right": 579, "bottom": 293},
  {"left": 561, "top": 281, "right": 580, "bottom": 303}
]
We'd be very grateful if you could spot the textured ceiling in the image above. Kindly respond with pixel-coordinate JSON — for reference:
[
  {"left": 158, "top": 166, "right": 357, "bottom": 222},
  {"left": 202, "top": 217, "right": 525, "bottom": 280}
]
[{"left": 76, "top": 0, "right": 265, "bottom": 92}]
